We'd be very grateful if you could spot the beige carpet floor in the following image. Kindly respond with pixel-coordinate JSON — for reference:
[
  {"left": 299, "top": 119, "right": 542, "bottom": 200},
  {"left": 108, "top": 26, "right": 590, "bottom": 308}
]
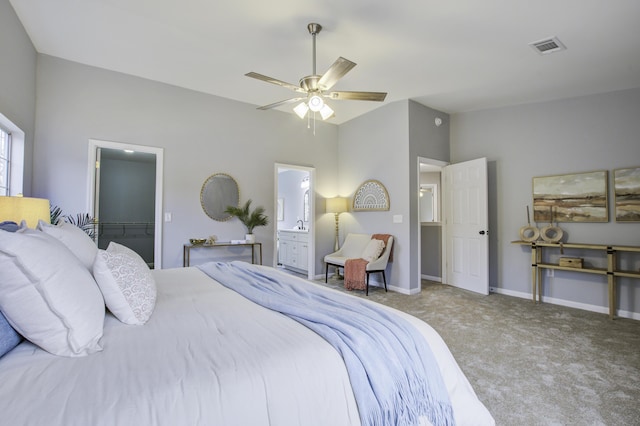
[{"left": 313, "top": 275, "right": 640, "bottom": 426}]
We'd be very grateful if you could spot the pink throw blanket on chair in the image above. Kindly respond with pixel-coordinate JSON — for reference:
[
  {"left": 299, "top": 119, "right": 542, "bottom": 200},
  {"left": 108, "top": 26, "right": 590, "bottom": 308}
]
[
  {"left": 344, "top": 258, "right": 368, "bottom": 290},
  {"left": 344, "top": 234, "right": 392, "bottom": 291}
]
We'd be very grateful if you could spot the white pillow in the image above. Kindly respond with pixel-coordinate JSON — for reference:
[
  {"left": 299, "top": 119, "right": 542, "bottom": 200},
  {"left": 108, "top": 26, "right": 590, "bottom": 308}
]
[
  {"left": 0, "top": 228, "right": 104, "bottom": 357},
  {"left": 37, "top": 220, "right": 98, "bottom": 271},
  {"left": 362, "top": 238, "right": 386, "bottom": 262},
  {"left": 93, "top": 242, "right": 156, "bottom": 325}
]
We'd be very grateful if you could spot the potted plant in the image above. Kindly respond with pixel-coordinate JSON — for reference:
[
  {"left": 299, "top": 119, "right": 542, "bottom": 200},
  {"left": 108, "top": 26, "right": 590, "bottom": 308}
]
[{"left": 225, "top": 199, "right": 269, "bottom": 243}]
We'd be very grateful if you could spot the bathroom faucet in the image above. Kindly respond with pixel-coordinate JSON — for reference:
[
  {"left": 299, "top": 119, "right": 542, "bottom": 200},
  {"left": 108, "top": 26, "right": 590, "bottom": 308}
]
[{"left": 297, "top": 220, "right": 304, "bottom": 230}]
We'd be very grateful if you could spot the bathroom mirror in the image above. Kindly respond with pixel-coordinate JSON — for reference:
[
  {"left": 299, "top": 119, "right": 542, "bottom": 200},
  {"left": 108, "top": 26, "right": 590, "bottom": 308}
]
[{"left": 200, "top": 173, "right": 240, "bottom": 221}]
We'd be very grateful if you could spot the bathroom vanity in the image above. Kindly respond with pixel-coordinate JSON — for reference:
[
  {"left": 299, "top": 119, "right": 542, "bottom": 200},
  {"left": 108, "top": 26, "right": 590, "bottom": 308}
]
[{"left": 278, "top": 229, "right": 309, "bottom": 273}]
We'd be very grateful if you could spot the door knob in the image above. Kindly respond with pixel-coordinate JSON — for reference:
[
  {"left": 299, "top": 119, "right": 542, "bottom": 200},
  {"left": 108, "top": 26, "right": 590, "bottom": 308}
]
[{"left": 479, "top": 230, "right": 486, "bottom": 235}]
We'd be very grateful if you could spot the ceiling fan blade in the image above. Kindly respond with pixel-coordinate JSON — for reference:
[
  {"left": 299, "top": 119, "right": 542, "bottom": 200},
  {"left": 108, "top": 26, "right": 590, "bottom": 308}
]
[
  {"left": 317, "top": 57, "right": 357, "bottom": 90},
  {"left": 325, "top": 91, "right": 387, "bottom": 102},
  {"left": 245, "top": 72, "right": 305, "bottom": 93},
  {"left": 257, "top": 97, "right": 305, "bottom": 110}
]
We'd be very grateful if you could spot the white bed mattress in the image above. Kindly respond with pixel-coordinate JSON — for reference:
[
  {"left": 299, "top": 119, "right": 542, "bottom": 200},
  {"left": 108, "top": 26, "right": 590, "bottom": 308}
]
[{"left": 0, "top": 267, "right": 493, "bottom": 425}]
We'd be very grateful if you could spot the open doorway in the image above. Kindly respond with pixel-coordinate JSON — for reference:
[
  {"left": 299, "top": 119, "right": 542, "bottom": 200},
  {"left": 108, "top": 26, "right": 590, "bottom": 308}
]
[
  {"left": 87, "top": 139, "right": 164, "bottom": 269},
  {"left": 274, "top": 163, "right": 315, "bottom": 280},
  {"left": 418, "top": 157, "right": 447, "bottom": 283},
  {"left": 417, "top": 156, "right": 490, "bottom": 295}
]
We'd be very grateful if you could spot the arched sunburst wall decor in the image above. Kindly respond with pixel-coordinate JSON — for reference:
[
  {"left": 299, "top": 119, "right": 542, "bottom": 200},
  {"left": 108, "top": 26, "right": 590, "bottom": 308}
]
[{"left": 352, "top": 179, "right": 390, "bottom": 211}]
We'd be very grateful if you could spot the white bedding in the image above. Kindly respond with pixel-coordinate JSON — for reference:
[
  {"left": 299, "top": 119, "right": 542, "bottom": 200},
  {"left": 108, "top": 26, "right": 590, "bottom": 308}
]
[{"left": 0, "top": 267, "right": 493, "bottom": 425}]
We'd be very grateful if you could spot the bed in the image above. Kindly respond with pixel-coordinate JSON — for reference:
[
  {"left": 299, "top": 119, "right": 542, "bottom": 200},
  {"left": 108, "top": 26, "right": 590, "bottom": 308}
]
[{"left": 0, "top": 222, "right": 494, "bottom": 426}]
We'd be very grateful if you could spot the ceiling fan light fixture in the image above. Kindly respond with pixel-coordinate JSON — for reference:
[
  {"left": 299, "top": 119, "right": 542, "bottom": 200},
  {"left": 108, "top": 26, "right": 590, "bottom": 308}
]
[
  {"left": 246, "top": 22, "right": 387, "bottom": 129},
  {"left": 293, "top": 102, "right": 309, "bottom": 119},
  {"left": 320, "top": 104, "right": 334, "bottom": 120},
  {"left": 308, "top": 95, "right": 324, "bottom": 112}
]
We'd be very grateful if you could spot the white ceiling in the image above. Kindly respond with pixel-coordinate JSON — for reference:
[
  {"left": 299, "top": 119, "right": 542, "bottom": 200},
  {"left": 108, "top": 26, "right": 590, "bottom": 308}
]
[{"left": 9, "top": 0, "right": 640, "bottom": 124}]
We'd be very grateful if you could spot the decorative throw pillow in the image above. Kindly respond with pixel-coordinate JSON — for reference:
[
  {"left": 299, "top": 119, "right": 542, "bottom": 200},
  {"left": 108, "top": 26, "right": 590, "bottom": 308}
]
[
  {"left": 37, "top": 220, "right": 98, "bottom": 272},
  {"left": 0, "top": 222, "right": 24, "bottom": 356},
  {"left": 93, "top": 242, "right": 156, "bottom": 325},
  {"left": 0, "top": 221, "right": 20, "bottom": 233},
  {"left": 0, "top": 311, "right": 21, "bottom": 358},
  {"left": 362, "top": 238, "right": 386, "bottom": 262},
  {"left": 0, "top": 228, "right": 105, "bottom": 357}
]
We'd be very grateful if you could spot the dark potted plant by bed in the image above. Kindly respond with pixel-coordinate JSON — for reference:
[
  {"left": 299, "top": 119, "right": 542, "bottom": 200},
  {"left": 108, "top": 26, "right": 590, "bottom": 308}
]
[{"left": 224, "top": 199, "right": 269, "bottom": 243}]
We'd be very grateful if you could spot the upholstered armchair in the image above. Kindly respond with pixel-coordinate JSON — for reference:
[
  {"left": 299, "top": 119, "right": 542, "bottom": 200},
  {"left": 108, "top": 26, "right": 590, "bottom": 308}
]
[{"left": 324, "top": 233, "right": 394, "bottom": 295}]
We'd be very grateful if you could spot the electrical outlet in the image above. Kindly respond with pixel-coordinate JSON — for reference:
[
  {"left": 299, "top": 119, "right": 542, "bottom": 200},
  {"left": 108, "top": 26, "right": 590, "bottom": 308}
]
[{"left": 546, "top": 269, "right": 554, "bottom": 277}]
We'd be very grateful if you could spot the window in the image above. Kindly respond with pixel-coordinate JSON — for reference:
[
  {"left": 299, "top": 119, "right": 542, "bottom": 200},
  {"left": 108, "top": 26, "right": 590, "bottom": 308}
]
[
  {"left": 0, "top": 126, "right": 11, "bottom": 196},
  {"left": 0, "top": 112, "right": 24, "bottom": 196}
]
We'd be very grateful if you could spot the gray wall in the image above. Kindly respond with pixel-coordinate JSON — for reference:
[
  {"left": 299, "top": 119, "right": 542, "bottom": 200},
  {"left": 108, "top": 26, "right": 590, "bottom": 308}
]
[
  {"left": 338, "top": 101, "right": 411, "bottom": 292},
  {"left": 420, "top": 225, "right": 441, "bottom": 278},
  {"left": 99, "top": 155, "right": 156, "bottom": 223},
  {"left": 337, "top": 100, "right": 449, "bottom": 294},
  {"left": 32, "top": 55, "right": 339, "bottom": 270},
  {"left": 451, "top": 89, "right": 640, "bottom": 316},
  {"left": 0, "top": 0, "right": 37, "bottom": 195}
]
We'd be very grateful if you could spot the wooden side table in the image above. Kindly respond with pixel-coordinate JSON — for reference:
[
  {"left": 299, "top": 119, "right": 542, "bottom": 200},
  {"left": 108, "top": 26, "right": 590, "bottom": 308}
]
[
  {"left": 183, "top": 242, "right": 263, "bottom": 267},
  {"left": 513, "top": 240, "right": 640, "bottom": 319}
]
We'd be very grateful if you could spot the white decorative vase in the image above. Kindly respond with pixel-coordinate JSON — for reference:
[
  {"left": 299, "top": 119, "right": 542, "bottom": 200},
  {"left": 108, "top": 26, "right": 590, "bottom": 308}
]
[{"left": 245, "top": 233, "right": 255, "bottom": 243}]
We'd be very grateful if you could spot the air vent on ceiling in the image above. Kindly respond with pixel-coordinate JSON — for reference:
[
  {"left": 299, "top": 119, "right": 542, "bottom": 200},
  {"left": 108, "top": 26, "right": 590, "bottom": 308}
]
[{"left": 529, "top": 36, "right": 566, "bottom": 55}]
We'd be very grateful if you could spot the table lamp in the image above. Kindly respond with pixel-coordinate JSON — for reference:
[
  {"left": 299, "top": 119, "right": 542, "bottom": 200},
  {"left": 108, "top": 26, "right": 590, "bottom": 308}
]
[
  {"left": 326, "top": 197, "right": 348, "bottom": 251},
  {"left": 0, "top": 196, "right": 51, "bottom": 228}
]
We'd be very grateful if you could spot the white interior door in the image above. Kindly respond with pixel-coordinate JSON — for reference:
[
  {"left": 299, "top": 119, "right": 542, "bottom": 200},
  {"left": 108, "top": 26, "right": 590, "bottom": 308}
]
[{"left": 444, "top": 157, "right": 489, "bottom": 295}]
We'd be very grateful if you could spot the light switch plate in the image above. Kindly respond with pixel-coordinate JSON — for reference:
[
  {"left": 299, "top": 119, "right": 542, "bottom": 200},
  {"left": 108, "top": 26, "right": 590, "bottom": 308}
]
[
  {"left": 164, "top": 212, "right": 172, "bottom": 222},
  {"left": 393, "top": 214, "right": 403, "bottom": 223}
]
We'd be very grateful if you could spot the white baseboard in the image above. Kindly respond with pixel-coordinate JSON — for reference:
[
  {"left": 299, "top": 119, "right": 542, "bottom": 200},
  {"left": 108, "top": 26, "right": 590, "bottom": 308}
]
[
  {"left": 421, "top": 274, "right": 441, "bottom": 282},
  {"left": 385, "top": 284, "right": 421, "bottom": 295},
  {"left": 489, "top": 287, "right": 640, "bottom": 320}
]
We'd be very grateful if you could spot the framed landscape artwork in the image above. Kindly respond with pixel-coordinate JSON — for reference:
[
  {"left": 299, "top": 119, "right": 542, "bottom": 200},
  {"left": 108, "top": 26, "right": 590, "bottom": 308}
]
[
  {"left": 532, "top": 171, "right": 608, "bottom": 223},
  {"left": 614, "top": 166, "right": 640, "bottom": 222}
]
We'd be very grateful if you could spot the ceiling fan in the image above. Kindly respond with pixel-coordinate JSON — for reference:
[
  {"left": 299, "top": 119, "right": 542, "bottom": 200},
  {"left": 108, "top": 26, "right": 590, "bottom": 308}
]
[{"left": 246, "top": 23, "right": 387, "bottom": 121}]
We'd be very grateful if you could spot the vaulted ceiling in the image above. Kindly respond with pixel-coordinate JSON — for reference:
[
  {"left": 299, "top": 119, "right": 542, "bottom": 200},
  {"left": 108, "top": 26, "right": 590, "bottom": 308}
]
[{"left": 10, "top": 0, "right": 640, "bottom": 124}]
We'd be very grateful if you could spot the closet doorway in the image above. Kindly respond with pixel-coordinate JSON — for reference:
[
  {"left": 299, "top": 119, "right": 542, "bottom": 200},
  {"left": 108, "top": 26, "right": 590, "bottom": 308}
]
[{"left": 87, "top": 139, "right": 164, "bottom": 269}]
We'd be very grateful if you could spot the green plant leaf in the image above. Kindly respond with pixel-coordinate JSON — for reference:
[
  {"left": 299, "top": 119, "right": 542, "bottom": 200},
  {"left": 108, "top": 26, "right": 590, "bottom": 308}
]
[
  {"left": 66, "top": 213, "right": 97, "bottom": 239},
  {"left": 50, "top": 205, "right": 64, "bottom": 225},
  {"left": 224, "top": 199, "right": 269, "bottom": 234}
]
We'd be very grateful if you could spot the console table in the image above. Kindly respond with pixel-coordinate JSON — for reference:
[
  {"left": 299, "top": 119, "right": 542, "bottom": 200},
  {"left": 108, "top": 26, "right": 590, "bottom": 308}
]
[
  {"left": 183, "top": 242, "right": 263, "bottom": 267},
  {"left": 513, "top": 241, "right": 640, "bottom": 319}
]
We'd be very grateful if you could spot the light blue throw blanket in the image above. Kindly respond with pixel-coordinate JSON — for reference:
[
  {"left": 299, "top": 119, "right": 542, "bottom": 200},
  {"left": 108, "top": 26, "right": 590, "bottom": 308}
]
[{"left": 198, "top": 261, "right": 455, "bottom": 426}]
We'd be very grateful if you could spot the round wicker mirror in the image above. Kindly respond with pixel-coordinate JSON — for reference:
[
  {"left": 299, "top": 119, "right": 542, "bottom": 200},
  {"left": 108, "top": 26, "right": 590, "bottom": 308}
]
[{"left": 200, "top": 173, "right": 239, "bottom": 221}]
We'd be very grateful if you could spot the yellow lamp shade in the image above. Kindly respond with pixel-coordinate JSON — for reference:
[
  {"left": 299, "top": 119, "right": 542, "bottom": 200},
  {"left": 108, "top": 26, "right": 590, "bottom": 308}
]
[
  {"left": 0, "top": 196, "right": 51, "bottom": 228},
  {"left": 326, "top": 197, "right": 348, "bottom": 214}
]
